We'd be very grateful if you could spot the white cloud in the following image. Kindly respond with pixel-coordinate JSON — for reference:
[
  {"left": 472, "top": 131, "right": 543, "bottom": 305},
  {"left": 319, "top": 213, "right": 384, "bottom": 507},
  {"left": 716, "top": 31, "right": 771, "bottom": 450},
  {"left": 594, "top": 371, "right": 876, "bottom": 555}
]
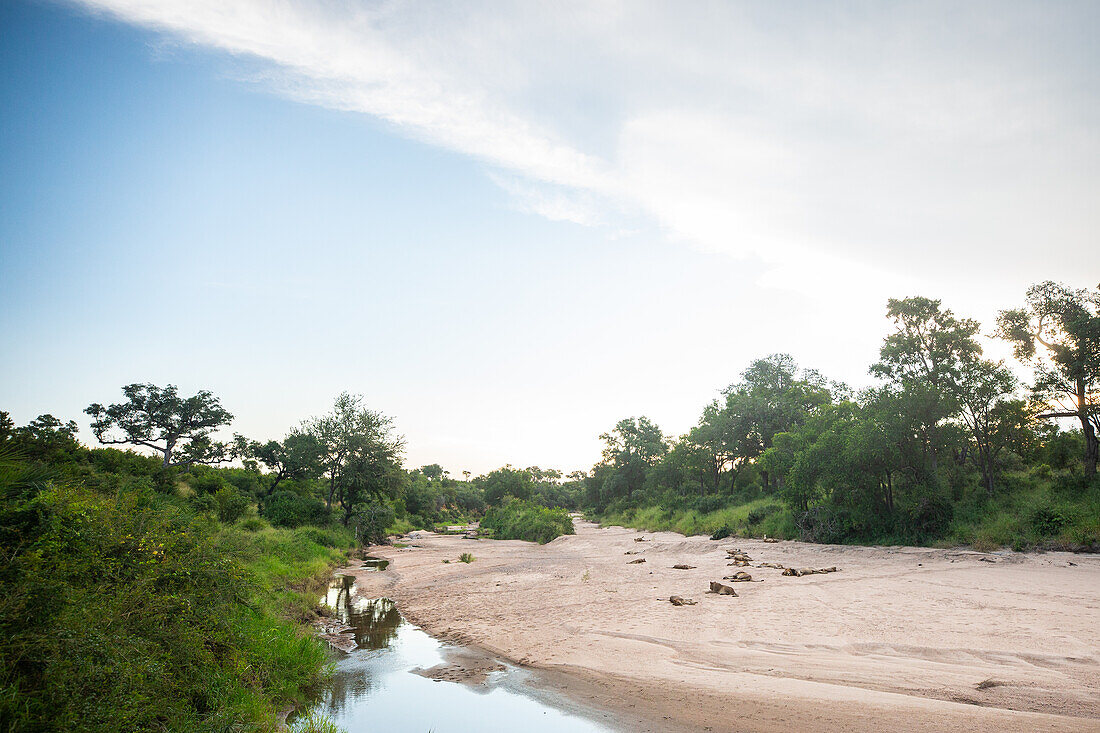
[{"left": 72, "top": 0, "right": 1099, "bottom": 295}]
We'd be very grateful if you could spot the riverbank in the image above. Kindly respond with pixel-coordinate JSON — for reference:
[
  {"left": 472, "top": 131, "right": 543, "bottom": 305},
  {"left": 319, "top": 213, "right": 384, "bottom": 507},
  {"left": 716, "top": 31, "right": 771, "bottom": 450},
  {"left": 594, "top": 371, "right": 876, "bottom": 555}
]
[{"left": 341, "top": 519, "right": 1100, "bottom": 733}]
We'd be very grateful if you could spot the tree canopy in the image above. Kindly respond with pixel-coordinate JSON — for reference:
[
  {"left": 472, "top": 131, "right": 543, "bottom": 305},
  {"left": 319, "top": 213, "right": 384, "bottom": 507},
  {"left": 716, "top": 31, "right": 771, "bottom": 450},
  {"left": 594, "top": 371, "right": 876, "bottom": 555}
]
[{"left": 85, "top": 384, "right": 234, "bottom": 467}]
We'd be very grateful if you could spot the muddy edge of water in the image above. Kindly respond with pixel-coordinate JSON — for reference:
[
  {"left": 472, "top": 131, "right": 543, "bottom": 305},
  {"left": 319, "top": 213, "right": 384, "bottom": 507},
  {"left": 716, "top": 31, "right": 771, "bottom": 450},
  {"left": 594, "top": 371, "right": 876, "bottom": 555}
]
[{"left": 323, "top": 555, "right": 642, "bottom": 733}]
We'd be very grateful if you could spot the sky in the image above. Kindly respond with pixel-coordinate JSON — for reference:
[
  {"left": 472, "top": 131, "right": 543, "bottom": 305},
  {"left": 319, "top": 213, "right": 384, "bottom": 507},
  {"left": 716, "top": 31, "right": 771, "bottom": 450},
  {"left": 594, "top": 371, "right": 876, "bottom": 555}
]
[{"left": 1, "top": 0, "right": 1097, "bottom": 475}]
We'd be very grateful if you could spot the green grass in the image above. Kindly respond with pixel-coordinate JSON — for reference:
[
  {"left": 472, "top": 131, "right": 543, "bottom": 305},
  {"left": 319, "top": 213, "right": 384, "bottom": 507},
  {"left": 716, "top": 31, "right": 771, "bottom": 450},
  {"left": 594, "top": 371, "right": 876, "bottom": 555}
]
[
  {"left": 0, "top": 469, "right": 356, "bottom": 733},
  {"left": 598, "top": 498, "right": 794, "bottom": 540},
  {"left": 459, "top": 552, "right": 474, "bottom": 563},
  {"left": 289, "top": 710, "right": 346, "bottom": 733},
  {"left": 596, "top": 470, "right": 1099, "bottom": 551},
  {"left": 385, "top": 517, "right": 416, "bottom": 536},
  {"left": 943, "top": 472, "right": 1100, "bottom": 551}
]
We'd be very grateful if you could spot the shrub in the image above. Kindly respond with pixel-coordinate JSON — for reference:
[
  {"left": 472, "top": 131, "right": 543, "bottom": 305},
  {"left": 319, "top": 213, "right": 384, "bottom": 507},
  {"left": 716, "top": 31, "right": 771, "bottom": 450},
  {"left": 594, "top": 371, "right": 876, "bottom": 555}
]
[
  {"left": 709, "top": 525, "right": 733, "bottom": 540},
  {"left": 214, "top": 487, "right": 249, "bottom": 524},
  {"left": 191, "top": 493, "right": 217, "bottom": 515},
  {"left": 1030, "top": 506, "right": 1070, "bottom": 536},
  {"left": 355, "top": 501, "right": 395, "bottom": 544},
  {"left": 239, "top": 517, "right": 269, "bottom": 532},
  {"left": 459, "top": 553, "right": 474, "bottom": 563},
  {"left": 263, "top": 490, "right": 328, "bottom": 528},
  {"left": 746, "top": 503, "right": 780, "bottom": 526},
  {"left": 903, "top": 492, "right": 954, "bottom": 541},
  {"left": 0, "top": 477, "right": 334, "bottom": 732},
  {"left": 480, "top": 499, "right": 574, "bottom": 544},
  {"left": 190, "top": 472, "right": 227, "bottom": 496},
  {"left": 294, "top": 526, "right": 349, "bottom": 549}
]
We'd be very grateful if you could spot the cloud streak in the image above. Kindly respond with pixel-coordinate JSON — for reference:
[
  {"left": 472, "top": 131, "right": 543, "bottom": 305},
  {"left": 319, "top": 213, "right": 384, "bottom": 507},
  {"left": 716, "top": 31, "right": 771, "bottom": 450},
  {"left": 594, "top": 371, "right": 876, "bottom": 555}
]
[{"left": 72, "top": 0, "right": 1099, "bottom": 296}]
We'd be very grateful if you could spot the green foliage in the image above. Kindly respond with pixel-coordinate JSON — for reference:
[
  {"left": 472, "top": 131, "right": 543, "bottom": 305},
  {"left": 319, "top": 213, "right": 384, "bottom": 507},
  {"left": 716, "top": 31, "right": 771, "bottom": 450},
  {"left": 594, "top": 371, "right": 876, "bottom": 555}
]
[
  {"left": 214, "top": 486, "right": 250, "bottom": 524},
  {"left": 480, "top": 499, "right": 575, "bottom": 544},
  {"left": 584, "top": 284, "right": 1100, "bottom": 551},
  {"left": 85, "top": 383, "right": 235, "bottom": 468},
  {"left": 0, "top": 470, "right": 351, "bottom": 732},
  {"left": 190, "top": 470, "right": 228, "bottom": 495},
  {"left": 289, "top": 710, "right": 347, "bottom": 733},
  {"left": 459, "top": 552, "right": 474, "bottom": 563},
  {"left": 0, "top": 421, "right": 356, "bottom": 733},
  {"left": 481, "top": 465, "right": 535, "bottom": 505},
  {"left": 263, "top": 490, "right": 330, "bottom": 528},
  {"left": 239, "top": 516, "right": 270, "bottom": 532},
  {"left": 1029, "top": 505, "right": 1070, "bottom": 536}
]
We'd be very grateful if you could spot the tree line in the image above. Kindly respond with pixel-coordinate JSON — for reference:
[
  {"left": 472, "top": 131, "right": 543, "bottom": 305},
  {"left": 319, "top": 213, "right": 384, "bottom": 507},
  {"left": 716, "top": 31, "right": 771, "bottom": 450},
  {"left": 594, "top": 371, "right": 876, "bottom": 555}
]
[
  {"left": 4, "top": 279, "right": 1095, "bottom": 549},
  {"left": 4, "top": 387, "right": 584, "bottom": 543},
  {"left": 585, "top": 281, "right": 1098, "bottom": 546}
]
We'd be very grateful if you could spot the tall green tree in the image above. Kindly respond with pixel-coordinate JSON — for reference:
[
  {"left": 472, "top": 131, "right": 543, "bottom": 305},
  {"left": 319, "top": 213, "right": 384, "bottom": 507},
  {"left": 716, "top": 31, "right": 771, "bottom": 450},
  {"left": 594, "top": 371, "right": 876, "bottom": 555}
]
[
  {"left": 998, "top": 281, "right": 1100, "bottom": 477},
  {"left": 247, "top": 429, "right": 323, "bottom": 496},
  {"left": 722, "top": 354, "right": 833, "bottom": 489},
  {"left": 870, "top": 297, "right": 981, "bottom": 473},
  {"left": 480, "top": 465, "right": 534, "bottom": 505},
  {"left": 598, "top": 416, "right": 667, "bottom": 502},
  {"left": 85, "top": 384, "right": 234, "bottom": 467},
  {"left": 337, "top": 448, "right": 403, "bottom": 527},
  {"left": 305, "top": 392, "right": 404, "bottom": 509}
]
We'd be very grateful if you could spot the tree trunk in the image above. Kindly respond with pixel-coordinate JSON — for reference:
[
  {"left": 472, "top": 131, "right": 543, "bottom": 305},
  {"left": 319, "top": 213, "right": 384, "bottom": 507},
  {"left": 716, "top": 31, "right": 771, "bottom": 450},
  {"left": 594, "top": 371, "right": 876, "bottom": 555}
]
[
  {"left": 326, "top": 469, "right": 338, "bottom": 509},
  {"left": 1084, "top": 420, "right": 1098, "bottom": 478},
  {"left": 1079, "top": 377, "right": 1098, "bottom": 478}
]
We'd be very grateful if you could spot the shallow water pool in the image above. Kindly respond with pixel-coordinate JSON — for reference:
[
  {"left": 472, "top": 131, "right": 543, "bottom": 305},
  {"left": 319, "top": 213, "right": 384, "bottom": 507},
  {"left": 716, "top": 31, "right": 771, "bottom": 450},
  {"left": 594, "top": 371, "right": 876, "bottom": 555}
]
[{"left": 308, "top": 575, "right": 614, "bottom": 733}]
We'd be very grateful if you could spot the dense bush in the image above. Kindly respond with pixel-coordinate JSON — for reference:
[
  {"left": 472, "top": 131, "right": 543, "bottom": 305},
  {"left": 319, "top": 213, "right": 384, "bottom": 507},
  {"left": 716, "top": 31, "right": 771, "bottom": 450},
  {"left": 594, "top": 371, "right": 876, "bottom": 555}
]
[
  {"left": 263, "top": 490, "right": 330, "bottom": 528},
  {"left": 0, "top": 468, "right": 348, "bottom": 732},
  {"left": 190, "top": 471, "right": 228, "bottom": 496},
  {"left": 214, "top": 486, "right": 249, "bottom": 524},
  {"left": 480, "top": 499, "right": 574, "bottom": 544}
]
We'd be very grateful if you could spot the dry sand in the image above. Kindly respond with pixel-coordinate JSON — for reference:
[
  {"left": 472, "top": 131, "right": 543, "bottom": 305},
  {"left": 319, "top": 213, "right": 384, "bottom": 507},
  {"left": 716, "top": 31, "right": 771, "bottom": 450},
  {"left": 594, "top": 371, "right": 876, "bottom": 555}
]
[{"left": 343, "top": 520, "right": 1100, "bottom": 732}]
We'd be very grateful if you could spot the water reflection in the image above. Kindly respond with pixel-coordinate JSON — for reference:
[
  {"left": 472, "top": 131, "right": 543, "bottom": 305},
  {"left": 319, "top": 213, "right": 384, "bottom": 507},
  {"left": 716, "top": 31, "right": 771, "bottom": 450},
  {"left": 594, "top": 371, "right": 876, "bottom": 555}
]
[
  {"left": 310, "top": 576, "right": 613, "bottom": 733},
  {"left": 320, "top": 576, "right": 401, "bottom": 650},
  {"left": 360, "top": 556, "right": 390, "bottom": 571}
]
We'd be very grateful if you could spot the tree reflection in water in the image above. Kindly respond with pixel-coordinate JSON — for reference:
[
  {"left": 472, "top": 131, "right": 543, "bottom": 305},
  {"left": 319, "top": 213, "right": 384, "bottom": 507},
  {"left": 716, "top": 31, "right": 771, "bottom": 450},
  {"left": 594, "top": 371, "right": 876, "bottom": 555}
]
[
  {"left": 318, "top": 576, "right": 404, "bottom": 714},
  {"left": 305, "top": 575, "right": 612, "bottom": 732}
]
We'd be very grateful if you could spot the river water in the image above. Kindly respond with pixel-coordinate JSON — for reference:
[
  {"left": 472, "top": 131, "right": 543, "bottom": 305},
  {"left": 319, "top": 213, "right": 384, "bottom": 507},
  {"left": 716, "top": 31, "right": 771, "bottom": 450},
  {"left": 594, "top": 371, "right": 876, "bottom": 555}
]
[{"left": 306, "top": 569, "right": 614, "bottom": 733}]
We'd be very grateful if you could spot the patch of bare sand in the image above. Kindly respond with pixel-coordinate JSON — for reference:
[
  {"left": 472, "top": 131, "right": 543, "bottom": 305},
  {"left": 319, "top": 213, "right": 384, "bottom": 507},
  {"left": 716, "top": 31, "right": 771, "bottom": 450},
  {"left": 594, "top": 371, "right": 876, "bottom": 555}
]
[{"left": 342, "top": 520, "right": 1100, "bottom": 732}]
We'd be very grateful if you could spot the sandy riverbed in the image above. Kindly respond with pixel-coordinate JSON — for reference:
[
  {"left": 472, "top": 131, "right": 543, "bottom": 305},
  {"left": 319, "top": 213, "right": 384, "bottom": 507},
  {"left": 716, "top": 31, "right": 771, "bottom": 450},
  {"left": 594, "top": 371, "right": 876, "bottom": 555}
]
[{"left": 341, "top": 520, "right": 1100, "bottom": 732}]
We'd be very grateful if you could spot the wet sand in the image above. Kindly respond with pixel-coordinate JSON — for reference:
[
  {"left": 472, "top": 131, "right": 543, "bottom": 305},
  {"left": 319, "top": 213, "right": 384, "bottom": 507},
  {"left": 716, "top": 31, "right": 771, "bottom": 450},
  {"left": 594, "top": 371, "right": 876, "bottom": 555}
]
[{"left": 342, "top": 520, "right": 1100, "bottom": 732}]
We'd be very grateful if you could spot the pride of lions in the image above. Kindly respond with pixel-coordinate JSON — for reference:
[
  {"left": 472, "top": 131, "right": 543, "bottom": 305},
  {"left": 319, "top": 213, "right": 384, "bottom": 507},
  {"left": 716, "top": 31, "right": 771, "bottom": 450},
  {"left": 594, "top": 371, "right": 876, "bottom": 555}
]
[{"left": 652, "top": 543, "right": 840, "bottom": 606}]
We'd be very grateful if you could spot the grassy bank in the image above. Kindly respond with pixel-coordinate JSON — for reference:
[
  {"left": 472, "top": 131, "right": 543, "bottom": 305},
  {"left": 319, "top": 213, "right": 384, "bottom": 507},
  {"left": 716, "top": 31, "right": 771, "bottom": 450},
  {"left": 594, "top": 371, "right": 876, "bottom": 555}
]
[
  {"left": 595, "top": 469, "right": 1100, "bottom": 552},
  {"left": 0, "top": 452, "right": 355, "bottom": 733},
  {"left": 597, "top": 498, "right": 794, "bottom": 541}
]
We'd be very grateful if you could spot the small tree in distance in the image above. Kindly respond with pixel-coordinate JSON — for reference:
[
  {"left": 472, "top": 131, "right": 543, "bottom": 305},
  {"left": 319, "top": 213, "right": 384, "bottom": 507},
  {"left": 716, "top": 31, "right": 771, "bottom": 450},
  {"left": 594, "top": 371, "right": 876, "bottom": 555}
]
[{"left": 85, "top": 383, "right": 234, "bottom": 467}]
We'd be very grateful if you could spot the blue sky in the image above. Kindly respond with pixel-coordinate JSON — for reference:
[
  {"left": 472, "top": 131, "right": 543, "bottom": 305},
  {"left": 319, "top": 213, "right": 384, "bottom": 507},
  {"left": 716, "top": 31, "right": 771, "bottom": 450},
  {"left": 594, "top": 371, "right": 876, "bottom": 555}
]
[{"left": 2, "top": 1, "right": 1097, "bottom": 473}]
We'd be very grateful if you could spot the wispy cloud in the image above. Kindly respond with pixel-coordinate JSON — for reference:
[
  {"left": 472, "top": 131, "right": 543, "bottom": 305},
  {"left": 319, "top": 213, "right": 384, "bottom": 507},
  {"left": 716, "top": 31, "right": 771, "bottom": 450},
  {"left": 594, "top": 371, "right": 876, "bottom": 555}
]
[{"left": 72, "top": 0, "right": 1099, "bottom": 299}]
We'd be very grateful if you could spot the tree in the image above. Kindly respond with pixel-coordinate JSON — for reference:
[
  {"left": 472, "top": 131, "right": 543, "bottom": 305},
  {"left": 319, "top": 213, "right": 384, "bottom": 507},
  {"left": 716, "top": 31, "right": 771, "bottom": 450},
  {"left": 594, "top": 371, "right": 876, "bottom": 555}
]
[
  {"left": 598, "top": 416, "right": 667, "bottom": 501},
  {"left": 305, "top": 392, "right": 403, "bottom": 510},
  {"left": 481, "top": 465, "right": 534, "bottom": 505},
  {"left": 85, "top": 384, "right": 234, "bottom": 467},
  {"left": 247, "top": 429, "right": 322, "bottom": 495},
  {"left": 3, "top": 414, "right": 82, "bottom": 464},
  {"left": 337, "top": 448, "right": 402, "bottom": 527},
  {"left": 870, "top": 297, "right": 981, "bottom": 472},
  {"left": 685, "top": 399, "right": 754, "bottom": 493},
  {"left": 722, "top": 354, "right": 833, "bottom": 489},
  {"left": 420, "top": 464, "right": 445, "bottom": 480},
  {"left": 998, "top": 282, "right": 1100, "bottom": 477},
  {"left": 953, "top": 359, "right": 1019, "bottom": 494}
]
